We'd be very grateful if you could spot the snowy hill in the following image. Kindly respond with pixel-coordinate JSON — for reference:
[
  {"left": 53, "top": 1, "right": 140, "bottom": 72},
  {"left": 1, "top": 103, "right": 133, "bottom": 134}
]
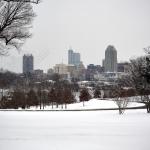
[{"left": 28, "top": 99, "right": 144, "bottom": 111}]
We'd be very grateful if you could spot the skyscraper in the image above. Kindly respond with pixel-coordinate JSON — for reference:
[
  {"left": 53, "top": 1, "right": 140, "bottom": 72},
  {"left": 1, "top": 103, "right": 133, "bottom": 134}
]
[
  {"left": 68, "top": 48, "right": 81, "bottom": 66},
  {"left": 23, "top": 54, "right": 34, "bottom": 74},
  {"left": 68, "top": 49, "right": 74, "bottom": 65},
  {"left": 104, "top": 45, "right": 117, "bottom": 72}
]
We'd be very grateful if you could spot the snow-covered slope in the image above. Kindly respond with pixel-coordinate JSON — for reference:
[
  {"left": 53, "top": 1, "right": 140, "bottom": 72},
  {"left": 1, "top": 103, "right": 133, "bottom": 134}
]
[{"left": 29, "top": 99, "right": 144, "bottom": 110}]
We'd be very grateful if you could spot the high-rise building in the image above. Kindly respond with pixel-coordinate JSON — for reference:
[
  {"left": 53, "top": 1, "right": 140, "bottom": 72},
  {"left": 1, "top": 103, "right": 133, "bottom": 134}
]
[
  {"left": 104, "top": 45, "right": 117, "bottom": 72},
  {"left": 68, "top": 48, "right": 80, "bottom": 66},
  {"left": 102, "top": 59, "right": 105, "bottom": 68},
  {"left": 23, "top": 54, "right": 34, "bottom": 74},
  {"left": 54, "top": 63, "right": 68, "bottom": 75}
]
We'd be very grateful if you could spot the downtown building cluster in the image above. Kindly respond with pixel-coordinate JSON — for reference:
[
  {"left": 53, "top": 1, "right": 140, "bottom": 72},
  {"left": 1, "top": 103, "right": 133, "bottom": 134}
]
[{"left": 23, "top": 45, "right": 129, "bottom": 82}]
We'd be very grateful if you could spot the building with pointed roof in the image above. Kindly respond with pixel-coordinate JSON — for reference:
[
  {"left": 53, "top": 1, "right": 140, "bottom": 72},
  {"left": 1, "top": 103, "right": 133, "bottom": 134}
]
[{"left": 104, "top": 45, "right": 117, "bottom": 72}]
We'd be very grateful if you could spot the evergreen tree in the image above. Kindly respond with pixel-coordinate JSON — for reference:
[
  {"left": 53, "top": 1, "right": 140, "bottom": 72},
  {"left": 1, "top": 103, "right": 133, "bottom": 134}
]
[
  {"left": 79, "top": 88, "right": 91, "bottom": 106},
  {"left": 63, "top": 88, "right": 75, "bottom": 109},
  {"left": 93, "top": 88, "right": 101, "bottom": 98}
]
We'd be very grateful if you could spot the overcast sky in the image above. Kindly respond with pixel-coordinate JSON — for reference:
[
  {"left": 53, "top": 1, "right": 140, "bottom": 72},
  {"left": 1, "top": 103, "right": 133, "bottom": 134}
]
[{"left": 1, "top": 0, "right": 150, "bottom": 73}]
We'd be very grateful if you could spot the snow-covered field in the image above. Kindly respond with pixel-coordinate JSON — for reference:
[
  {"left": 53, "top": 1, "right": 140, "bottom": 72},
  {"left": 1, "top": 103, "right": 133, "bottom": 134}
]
[{"left": 0, "top": 109, "right": 150, "bottom": 150}]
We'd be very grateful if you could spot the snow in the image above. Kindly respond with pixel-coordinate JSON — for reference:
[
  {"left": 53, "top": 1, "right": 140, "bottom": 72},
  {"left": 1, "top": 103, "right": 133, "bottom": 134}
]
[
  {"left": 29, "top": 99, "right": 144, "bottom": 110},
  {"left": 0, "top": 109, "right": 150, "bottom": 150}
]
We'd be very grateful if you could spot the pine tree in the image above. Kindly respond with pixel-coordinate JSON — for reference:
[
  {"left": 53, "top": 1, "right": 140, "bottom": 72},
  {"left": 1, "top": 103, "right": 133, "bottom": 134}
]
[
  {"left": 93, "top": 88, "right": 101, "bottom": 98},
  {"left": 79, "top": 88, "right": 91, "bottom": 106},
  {"left": 63, "top": 88, "right": 75, "bottom": 109}
]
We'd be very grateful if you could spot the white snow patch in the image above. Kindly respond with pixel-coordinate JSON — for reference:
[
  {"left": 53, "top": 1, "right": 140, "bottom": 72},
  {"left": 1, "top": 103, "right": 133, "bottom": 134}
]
[{"left": 0, "top": 110, "right": 149, "bottom": 150}]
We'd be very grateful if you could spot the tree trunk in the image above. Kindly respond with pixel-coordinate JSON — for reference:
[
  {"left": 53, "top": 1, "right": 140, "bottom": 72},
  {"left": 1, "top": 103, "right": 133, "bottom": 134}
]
[
  {"left": 146, "top": 103, "right": 150, "bottom": 113},
  {"left": 83, "top": 101, "right": 85, "bottom": 107},
  {"left": 56, "top": 103, "right": 58, "bottom": 108},
  {"left": 119, "top": 107, "right": 123, "bottom": 115},
  {"left": 65, "top": 103, "right": 67, "bottom": 109},
  {"left": 43, "top": 103, "right": 44, "bottom": 110},
  {"left": 51, "top": 102, "right": 53, "bottom": 109},
  {"left": 39, "top": 98, "right": 41, "bottom": 110}
]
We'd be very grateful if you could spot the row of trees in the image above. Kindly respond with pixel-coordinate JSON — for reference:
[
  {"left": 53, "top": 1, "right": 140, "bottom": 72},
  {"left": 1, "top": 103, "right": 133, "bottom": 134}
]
[
  {"left": 1, "top": 68, "right": 149, "bottom": 113},
  {"left": 0, "top": 74, "right": 107, "bottom": 109},
  {"left": 0, "top": 87, "right": 76, "bottom": 109}
]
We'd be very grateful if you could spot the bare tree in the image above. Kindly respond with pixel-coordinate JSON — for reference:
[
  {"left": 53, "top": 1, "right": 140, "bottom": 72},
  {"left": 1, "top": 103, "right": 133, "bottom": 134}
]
[
  {"left": 128, "top": 56, "right": 150, "bottom": 113},
  {"left": 113, "top": 90, "right": 129, "bottom": 115},
  {"left": 112, "top": 79, "right": 129, "bottom": 115},
  {"left": 3, "top": 0, "right": 40, "bottom": 4},
  {"left": 144, "top": 46, "right": 150, "bottom": 54},
  {"left": 0, "top": 0, "right": 39, "bottom": 55}
]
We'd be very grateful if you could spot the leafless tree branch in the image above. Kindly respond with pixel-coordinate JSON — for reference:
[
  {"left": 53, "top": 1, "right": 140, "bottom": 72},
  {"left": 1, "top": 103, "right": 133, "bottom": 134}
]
[
  {"left": 3, "top": 0, "right": 40, "bottom": 4},
  {"left": 0, "top": 0, "right": 37, "bottom": 54},
  {"left": 144, "top": 46, "right": 150, "bottom": 54}
]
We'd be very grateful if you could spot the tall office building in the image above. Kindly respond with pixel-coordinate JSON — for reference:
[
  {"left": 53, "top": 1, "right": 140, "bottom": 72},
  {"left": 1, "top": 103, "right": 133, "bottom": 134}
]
[
  {"left": 68, "top": 49, "right": 81, "bottom": 66},
  {"left": 23, "top": 54, "right": 34, "bottom": 74},
  {"left": 104, "top": 45, "right": 117, "bottom": 72}
]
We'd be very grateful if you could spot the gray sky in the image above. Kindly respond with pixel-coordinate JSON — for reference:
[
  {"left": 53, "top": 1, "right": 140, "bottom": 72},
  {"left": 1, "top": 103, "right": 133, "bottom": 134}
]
[{"left": 1, "top": 0, "right": 150, "bottom": 73}]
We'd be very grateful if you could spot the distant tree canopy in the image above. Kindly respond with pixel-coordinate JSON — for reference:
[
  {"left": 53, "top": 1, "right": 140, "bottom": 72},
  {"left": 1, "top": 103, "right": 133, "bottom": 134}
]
[{"left": 0, "top": 0, "right": 39, "bottom": 55}]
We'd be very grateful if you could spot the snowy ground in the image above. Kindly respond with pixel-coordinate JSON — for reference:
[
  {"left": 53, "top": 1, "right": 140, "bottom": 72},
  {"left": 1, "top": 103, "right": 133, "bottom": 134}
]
[
  {"left": 0, "top": 109, "right": 150, "bottom": 150},
  {"left": 29, "top": 99, "right": 144, "bottom": 110}
]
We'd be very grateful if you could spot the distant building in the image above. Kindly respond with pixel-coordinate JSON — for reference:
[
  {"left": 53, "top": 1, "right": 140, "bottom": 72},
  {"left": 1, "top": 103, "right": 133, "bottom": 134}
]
[
  {"left": 86, "top": 64, "right": 103, "bottom": 81},
  {"left": 68, "top": 48, "right": 81, "bottom": 66},
  {"left": 67, "top": 64, "right": 76, "bottom": 78},
  {"left": 34, "top": 69, "right": 43, "bottom": 76},
  {"left": 47, "top": 68, "right": 54, "bottom": 75},
  {"left": 23, "top": 54, "right": 34, "bottom": 74},
  {"left": 104, "top": 45, "right": 117, "bottom": 72},
  {"left": 87, "top": 64, "right": 102, "bottom": 72},
  {"left": 102, "top": 59, "right": 105, "bottom": 68},
  {"left": 54, "top": 63, "right": 68, "bottom": 75},
  {"left": 75, "top": 62, "right": 86, "bottom": 81},
  {"left": 117, "top": 62, "right": 129, "bottom": 73},
  {"left": 53, "top": 63, "right": 69, "bottom": 80}
]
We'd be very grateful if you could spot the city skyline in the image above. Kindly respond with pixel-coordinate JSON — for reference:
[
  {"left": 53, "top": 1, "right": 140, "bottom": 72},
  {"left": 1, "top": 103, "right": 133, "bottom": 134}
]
[
  {"left": 0, "top": 0, "right": 150, "bottom": 73},
  {"left": 1, "top": 45, "right": 132, "bottom": 73}
]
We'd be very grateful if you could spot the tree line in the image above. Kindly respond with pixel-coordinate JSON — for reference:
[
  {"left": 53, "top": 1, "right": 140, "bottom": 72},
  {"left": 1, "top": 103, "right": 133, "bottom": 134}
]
[
  {"left": 0, "top": 71, "right": 107, "bottom": 109},
  {"left": 0, "top": 77, "right": 78, "bottom": 109}
]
